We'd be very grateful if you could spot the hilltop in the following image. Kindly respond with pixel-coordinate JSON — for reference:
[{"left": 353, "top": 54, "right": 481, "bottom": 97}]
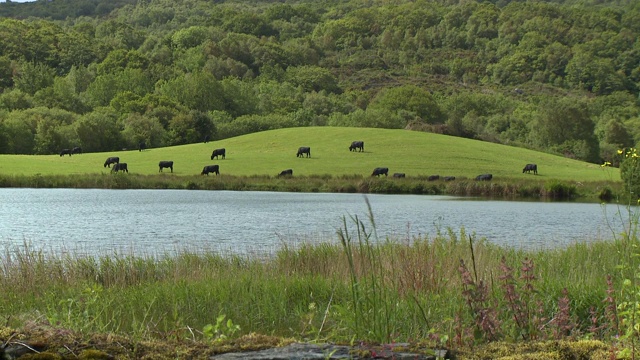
[{"left": 0, "top": 127, "right": 618, "bottom": 182}]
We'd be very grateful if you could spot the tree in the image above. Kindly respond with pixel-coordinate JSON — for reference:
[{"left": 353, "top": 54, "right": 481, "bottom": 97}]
[
  {"left": 0, "top": 55, "right": 13, "bottom": 90},
  {"left": 530, "top": 98, "right": 600, "bottom": 162},
  {"left": 1, "top": 116, "right": 35, "bottom": 154},
  {"left": 284, "top": 65, "right": 340, "bottom": 93},
  {"left": 120, "top": 113, "right": 166, "bottom": 149},
  {"left": 0, "top": 89, "right": 33, "bottom": 111},
  {"left": 166, "top": 110, "right": 214, "bottom": 145},
  {"left": 367, "top": 85, "right": 444, "bottom": 125},
  {"left": 74, "top": 108, "right": 123, "bottom": 152},
  {"left": 157, "top": 71, "right": 224, "bottom": 113},
  {"left": 14, "top": 62, "right": 55, "bottom": 95},
  {"left": 30, "top": 107, "right": 78, "bottom": 154}
]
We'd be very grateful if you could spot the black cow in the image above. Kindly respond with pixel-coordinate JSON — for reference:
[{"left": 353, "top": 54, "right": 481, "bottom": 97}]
[
  {"left": 211, "top": 148, "right": 226, "bottom": 160},
  {"left": 111, "top": 163, "right": 128, "bottom": 173},
  {"left": 371, "top": 167, "right": 389, "bottom": 177},
  {"left": 475, "top": 174, "right": 493, "bottom": 181},
  {"left": 393, "top": 173, "right": 405, "bottom": 178},
  {"left": 204, "top": 135, "right": 210, "bottom": 143},
  {"left": 71, "top": 146, "right": 82, "bottom": 155},
  {"left": 159, "top": 161, "right": 174, "bottom": 173},
  {"left": 201, "top": 165, "right": 220, "bottom": 175},
  {"left": 443, "top": 176, "right": 456, "bottom": 181},
  {"left": 523, "top": 163, "right": 538, "bottom": 175},
  {"left": 103, "top": 157, "right": 120, "bottom": 168},
  {"left": 428, "top": 175, "right": 440, "bottom": 181},
  {"left": 138, "top": 142, "right": 146, "bottom": 152},
  {"left": 297, "top": 147, "right": 311, "bottom": 158},
  {"left": 59, "top": 149, "right": 72, "bottom": 156},
  {"left": 277, "top": 169, "right": 293, "bottom": 177},
  {"left": 349, "top": 141, "right": 364, "bottom": 152}
]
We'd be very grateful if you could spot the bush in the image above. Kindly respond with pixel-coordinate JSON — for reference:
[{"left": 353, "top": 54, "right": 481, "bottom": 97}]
[
  {"left": 619, "top": 148, "right": 640, "bottom": 199},
  {"left": 544, "top": 181, "right": 577, "bottom": 200}
]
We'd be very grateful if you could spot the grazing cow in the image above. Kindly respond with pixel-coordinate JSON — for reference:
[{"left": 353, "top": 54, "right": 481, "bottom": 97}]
[
  {"left": 297, "top": 147, "right": 311, "bottom": 158},
  {"left": 277, "top": 169, "right": 293, "bottom": 177},
  {"left": 159, "top": 161, "right": 174, "bottom": 173},
  {"left": 428, "top": 175, "right": 440, "bottom": 181},
  {"left": 204, "top": 135, "right": 210, "bottom": 143},
  {"left": 59, "top": 149, "right": 72, "bottom": 157},
  {"left": 443, "top": 176, "right": 456, "bottom": 181},
  {"left": 371, "top": 167, "right": 389, "bottom": 177},
  {"left": 103, "top": 157, "right": 120, "bottom": 168},
  {"left": 71, "top": 146, "right": 82, "bottom": 155},
  {"left": 349, "top": 141, "right": 364, "bottom": 152},
  {"left": 393, "top": 173, "right": 405, "bottom": 178},
  {"left": 211, "top": 148, "right": 226, "bottom": 160},
  {"left": 522, "top": 163, "right": 538, "bottom": 175},
  {"left": 138, "top": 142, "right": 146, "bottom": 152},
  {"left": 475, "top": 174, "right": 493, "bottom": 181},
  {"left": 201, "top": 165, "right": 220, "bottom": 175},
  {"left": 111, "top": 163, "right": 128, "bottom": 173}
]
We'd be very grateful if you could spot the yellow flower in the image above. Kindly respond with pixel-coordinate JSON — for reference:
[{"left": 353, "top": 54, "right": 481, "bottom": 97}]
[{"left": 618, "top": 149, "right": 624, "bottom": 155}]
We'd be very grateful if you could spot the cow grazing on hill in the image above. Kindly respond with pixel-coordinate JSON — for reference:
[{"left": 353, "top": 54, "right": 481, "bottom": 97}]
[
  {"left": 138, "top": 142, "right": 146, "bottom": 152},
  {"left": 204, "top": 135, "right": 210, "bottom": 143},
  {"left": 59, "top": 149, "right": 72, "bottom": 156},
  {"left": 371, "top": 167, "right": 389, "bottom": 177},
  {"left": 443, "top": 176, "right": 456, "bottom": 181},
  {"left": 523, "top": 163, "right": 538, "bottom": 175},
  {"left": 475, "top": 174, "right": 493, "bottom": 181},
  {"left": 297, "top": 147, "right": 311, "bottom": 158},
  {"left": 428, "top": 175, "right": 440, "bottom": 181},
  {"left": 277, "top": 169, "right": 293, "bottom": 177},
  {"left": 201, "top": 165, "right": 220, "bottom": 175},
  {"left": 71, "top": 147, "right": 82, "bottom": 155},
  {"left": 111, "top": 163, "right": 128, "bottom": 173},
  {"left": 103, "top": 157, "right": 120, "bottom": 168},
  {"left": 211, "top": 148, "right": 226, "bottom": 160},
  {"left": 393, "top": 173, "right": 405, "bottom": 178},
  {"left": 349, "top": 141, "right": 364, "bottom": 152},
  {"left": 159, "top": 161, "right": 174, "bottom": 173}
]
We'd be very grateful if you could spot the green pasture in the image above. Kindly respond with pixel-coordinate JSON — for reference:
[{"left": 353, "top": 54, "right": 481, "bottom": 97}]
[{"left": 0, "top": 127, "right": 620, "bottom": 182}]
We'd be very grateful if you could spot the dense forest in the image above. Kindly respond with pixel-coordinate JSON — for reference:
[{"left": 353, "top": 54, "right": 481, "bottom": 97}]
[{"left": 0, "top": 0, "right": 638, "bottom": 165}]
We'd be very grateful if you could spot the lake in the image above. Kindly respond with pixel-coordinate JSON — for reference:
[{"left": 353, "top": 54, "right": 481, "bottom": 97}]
[{"left": 0, "top": 188, "right": 632, "bottom": 257}]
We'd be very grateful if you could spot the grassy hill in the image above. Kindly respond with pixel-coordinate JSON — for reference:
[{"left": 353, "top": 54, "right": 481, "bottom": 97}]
[{"left": 0, "top": 127, "right": 620, "bottom": 182}]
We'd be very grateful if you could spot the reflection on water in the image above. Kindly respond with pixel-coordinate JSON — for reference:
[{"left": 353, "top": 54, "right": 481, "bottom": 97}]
[{"left": 0, "top": 188, "right": 631, "bottom": 256}]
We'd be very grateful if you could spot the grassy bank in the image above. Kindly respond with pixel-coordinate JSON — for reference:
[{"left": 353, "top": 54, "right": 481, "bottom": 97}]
[
  {"left": 1, "top": 206, "right": 639, "bottom": 358},
  {"left": 0, "top": 172, "right": 622, "bottom": 202}
]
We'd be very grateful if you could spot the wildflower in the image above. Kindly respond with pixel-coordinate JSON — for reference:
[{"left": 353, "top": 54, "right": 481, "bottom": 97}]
[
  {"left": 601, "top": 161, "right": 612, "bottom": 167},
  {"left": 618, "top": 149, "right": 624, "bottom": 155}
]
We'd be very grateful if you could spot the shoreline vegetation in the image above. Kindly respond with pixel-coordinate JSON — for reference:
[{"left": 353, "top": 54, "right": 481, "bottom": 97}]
[
  {"left": 0, "top": 172, "right": 622, "bottom": 202},
  {"left": 1, "top": 209, "right": 638, "bottom": 359}
]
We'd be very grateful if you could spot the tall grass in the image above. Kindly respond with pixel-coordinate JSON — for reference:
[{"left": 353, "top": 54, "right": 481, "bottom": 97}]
[{"left": 0, "top": 220, "right": 632, "bottom": 350}]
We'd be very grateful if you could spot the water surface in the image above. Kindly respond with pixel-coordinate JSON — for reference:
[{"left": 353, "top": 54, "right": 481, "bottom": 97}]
[{"left": 0, "top": 188, "right": 631, "bottom": 256}]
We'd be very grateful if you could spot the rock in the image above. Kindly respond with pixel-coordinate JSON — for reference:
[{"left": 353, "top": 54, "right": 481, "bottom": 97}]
[{"left": 210, "top": 342, "right": 449, "bottom": 360}]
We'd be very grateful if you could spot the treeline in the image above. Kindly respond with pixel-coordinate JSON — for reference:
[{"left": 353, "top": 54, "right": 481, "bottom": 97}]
[{"left": 0, "top": 0, "right": 638, "bottom": 165}]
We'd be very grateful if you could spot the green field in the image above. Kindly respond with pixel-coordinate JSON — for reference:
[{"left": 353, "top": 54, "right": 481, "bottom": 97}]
[{"left": 0, "top": 127, "right": 620, "bottom": 182}]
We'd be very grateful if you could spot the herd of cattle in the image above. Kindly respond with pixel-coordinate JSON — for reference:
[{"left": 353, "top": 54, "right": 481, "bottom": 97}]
[{"left": 63, "top": 140, "right": 539, "bottom": 180}]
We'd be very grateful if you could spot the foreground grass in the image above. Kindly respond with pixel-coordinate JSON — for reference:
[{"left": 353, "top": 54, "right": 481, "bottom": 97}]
[
  {"left": 0, "top": 127, "right": 619, "bottom": 182},
  {"left": 1, "top": 210, "right": 637, "bottom": 358}
]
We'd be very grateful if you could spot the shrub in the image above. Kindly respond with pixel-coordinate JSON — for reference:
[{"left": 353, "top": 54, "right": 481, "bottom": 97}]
[{"left": 619, "top": 148, "right": 640, "bottom": 199}]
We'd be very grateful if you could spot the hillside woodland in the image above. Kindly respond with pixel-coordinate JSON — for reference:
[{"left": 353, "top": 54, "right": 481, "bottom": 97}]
[{"left": 0, "top": 0, "right": 638, "bottom": 166}]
